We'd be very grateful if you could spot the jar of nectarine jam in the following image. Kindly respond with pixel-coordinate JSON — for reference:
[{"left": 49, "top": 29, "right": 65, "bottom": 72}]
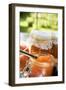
[{"left": 29, "top": 54, "right": 55, "bottom": 77}]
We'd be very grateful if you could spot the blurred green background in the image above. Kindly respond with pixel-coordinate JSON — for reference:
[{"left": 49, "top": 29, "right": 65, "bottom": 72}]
[{"left": 20, "top": 12, "right": 58, "bottom": 33}]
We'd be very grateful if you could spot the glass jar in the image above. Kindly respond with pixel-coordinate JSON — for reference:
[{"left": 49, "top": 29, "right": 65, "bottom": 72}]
[
  {"left": 28, "top": 30, "right": 53, "bottom": 57},
  {"left": 27, "top": 30, "right": 58, "bottom": 77},
  {"left": 28, "top": 30, "right": 58, "bottom": 58}
]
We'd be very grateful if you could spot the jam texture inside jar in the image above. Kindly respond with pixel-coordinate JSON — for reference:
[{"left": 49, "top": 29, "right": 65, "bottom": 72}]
[{"left": 29, "top": 54, "right": 55, "bottom": 77}]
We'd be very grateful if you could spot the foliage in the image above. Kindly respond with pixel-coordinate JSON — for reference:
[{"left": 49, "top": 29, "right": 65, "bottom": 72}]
[{"left": 20, "top": 12, "right": 58, "bottom": 33}]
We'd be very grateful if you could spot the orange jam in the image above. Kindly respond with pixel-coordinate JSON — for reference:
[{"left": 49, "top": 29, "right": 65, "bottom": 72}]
[{"left": 29, "top": 54, "right": 54, "bottom": 77}]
